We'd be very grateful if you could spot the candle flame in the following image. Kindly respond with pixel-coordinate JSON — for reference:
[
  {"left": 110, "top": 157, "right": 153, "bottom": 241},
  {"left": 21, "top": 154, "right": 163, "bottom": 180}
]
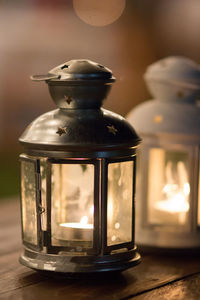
[
  {"left": 80, "top": 216, "right": 88, "bottom": 225},
  {"left": 59, "top": 206, "right": 94, "bottom": 230},
  {"left": 155, "top": 193, "right": 189, "bottom": 213},
  {"left": 60, "top": 214, "right": 93, "bottom": 229},
  {"left": 156, "top": 182, "right": 190, "bottom": 214}
]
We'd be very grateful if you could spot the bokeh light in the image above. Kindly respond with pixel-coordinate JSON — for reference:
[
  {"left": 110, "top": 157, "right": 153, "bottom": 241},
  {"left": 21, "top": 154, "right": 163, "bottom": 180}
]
[{"left": 73, "top": 0, "right": 126, "bottom": 27}]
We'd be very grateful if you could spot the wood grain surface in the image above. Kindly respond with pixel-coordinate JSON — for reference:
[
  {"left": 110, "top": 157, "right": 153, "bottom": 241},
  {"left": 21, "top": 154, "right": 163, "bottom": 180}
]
[{"left": 1, "top": 199, "right": 200, "bottom": 300}]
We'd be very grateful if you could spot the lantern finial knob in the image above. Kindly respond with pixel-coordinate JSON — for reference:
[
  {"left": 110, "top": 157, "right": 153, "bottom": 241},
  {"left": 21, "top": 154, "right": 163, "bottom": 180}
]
[
  {"left": 144, "top": 56, "right": 200, "bottom": 103},
  {"left": 30, "top": 59, "right": 116, "bottom": 109}
]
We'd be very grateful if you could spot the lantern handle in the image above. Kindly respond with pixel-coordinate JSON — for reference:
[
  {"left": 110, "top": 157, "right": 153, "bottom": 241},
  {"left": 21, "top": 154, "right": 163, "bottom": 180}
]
[{"left": 30, "top": 74, "right": 60, "bottom": 81}]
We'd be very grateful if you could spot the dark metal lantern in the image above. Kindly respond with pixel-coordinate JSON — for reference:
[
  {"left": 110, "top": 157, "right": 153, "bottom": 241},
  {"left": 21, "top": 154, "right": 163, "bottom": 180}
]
[{"left": 19, "top": 59, "right": 141, "bottom": 274}]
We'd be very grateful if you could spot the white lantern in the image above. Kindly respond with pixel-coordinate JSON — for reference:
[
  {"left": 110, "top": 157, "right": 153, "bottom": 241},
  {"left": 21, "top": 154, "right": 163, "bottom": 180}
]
[{"left": 127, "top": 57, "right": 200, "bottom": 251}]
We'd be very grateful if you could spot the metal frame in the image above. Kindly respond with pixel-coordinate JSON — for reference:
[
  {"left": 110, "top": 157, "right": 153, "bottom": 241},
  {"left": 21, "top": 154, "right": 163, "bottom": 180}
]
[
  {"left": 20, "top": 151, "right": 139, "bottom": 259},
  {"left": 19, "top": 152, "right": 141, "bottom": 273},
  {"left": 19, "top": 154, "right": 42, "bottom": 251},
  {"left": 24, "top": 148, "right": 137, "bottom": 160},
  {"left": 140, "top": 142, "right": 195, "bottom": 232},
  {"left": 195, "top": 145, "right": 200, "bottom": 230},
  {"left": 45, "top": 158, "right": 100, "bottom": 255},
  {"left": 102, "top": 155, "right": 136, "bottom": 254}
]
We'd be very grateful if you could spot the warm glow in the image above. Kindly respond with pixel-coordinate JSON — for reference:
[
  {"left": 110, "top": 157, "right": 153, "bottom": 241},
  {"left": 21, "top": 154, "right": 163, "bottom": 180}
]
[
  {"left": 155, "top": 158, "right": 190, "bottom": 216},
  {"left": 107, "top": 199, "right": 114, "bottom": 223},
  {"left": 80, "top": 215, "right": 88, "bottom": 225},
  {"left": 156, "top": 182, "right": 190, "bottom": 214},
  {"left": 184, "top": 182, "right": 190, "bottom": 196},
  {"left": 111, "top": 235, "right": 116, "bottom": 242},
  {"left": 155, "top": 193, "right": 189, "bottom": 213},
  {"left": 115, "top": 222, "right": 120, "bottom": 229},
  {"left": 60, "top": 221, "right": 93, "bottom": 230},
  {"left": 148, "top": 149, "right": 191, "bottom": 225},
  {"left": 90, "top": 205, "right": 94, "bottom": 215},
  {"left": 73, "top": 0, "right": 126, "bottom": 27},
  {"left": 60, "top": 215, "right": 93, "bottom": 230}
]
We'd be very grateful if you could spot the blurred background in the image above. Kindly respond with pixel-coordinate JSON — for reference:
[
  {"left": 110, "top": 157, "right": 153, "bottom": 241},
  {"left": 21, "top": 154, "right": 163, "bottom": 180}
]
[{"left": 0, "top": 0, "right": 200, "bottom": 198}]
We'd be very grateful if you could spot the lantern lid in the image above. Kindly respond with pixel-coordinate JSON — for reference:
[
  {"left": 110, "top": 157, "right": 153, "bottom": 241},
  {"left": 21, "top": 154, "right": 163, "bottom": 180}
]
[
  {"left": 144, "top": 56, "right": 200, "bottom": 102},
  {"left": 127, "top": 56, "right": 200, "bottom": 138},
  {"left": 30, "top": 59, "right": 116, "bottom": 110},
  {"left": 145, "top": 56, "right": 200, "bottom": 88},
  {"left": 20, "top": 59, "right": 140, "bottom": 151},
  {"left": 31, "top": 59, "right": 115, "bottom": 83}
]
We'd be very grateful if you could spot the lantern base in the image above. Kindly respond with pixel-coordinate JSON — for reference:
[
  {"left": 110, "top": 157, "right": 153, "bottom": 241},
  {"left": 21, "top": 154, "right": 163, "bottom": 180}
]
[
  {"left": 137, "top": 244, "right": 200, "bottom": 255},
  {"left": 19, "top": 247, "right": 141, "bottom": 275},
  {"left": 136, "top": 228, "right": 200, "bottom": 251}
]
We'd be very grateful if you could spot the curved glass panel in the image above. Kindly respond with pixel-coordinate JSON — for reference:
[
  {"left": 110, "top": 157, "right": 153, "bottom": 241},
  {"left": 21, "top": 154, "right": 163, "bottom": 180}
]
[
  {"left": 148, "top": 149, "right": 190, "bottom": 228},
  {"left": 21, "top": 160, "right": 37, "bottom": 245},
  {"left": 51, "top": 163, "right": 94, "bottom": 248},
  {"left": 107, "top": 161, "right": 133, "bottom": 246}
]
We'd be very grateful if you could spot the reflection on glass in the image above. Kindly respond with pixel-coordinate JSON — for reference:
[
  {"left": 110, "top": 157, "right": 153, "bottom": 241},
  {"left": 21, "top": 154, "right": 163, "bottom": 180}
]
[
  {"left": 148, "top": 149, "right": 190, "bottom": 226},
  {"left": 40, "top": 158, "right": 47, "bottom": 231},
  {"left": 21, "top": 160, "right": 37, "bottom": 245},
  {"left": 107, "top": 161, "right": 133, "bottom": 246},
  {"left": 51, "top": 163, "right": 94, "bottom": 248}
]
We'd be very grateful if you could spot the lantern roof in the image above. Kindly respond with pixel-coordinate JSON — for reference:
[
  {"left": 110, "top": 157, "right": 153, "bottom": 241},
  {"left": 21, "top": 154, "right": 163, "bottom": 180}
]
[
  {"left": 20, "top": 59, "right": 140, "bottom": 151},
  {"left": 127, "top": 56, "right": 200, "bottom": 137},
  {"left": 19, "top": 108, "right": 140, "bottom": 151},
  {"left": 144, "top": 56, "right": 200, "bottom": 103},
  {"left": 145, "top": 56, "right": 200, "bottom": 88}
]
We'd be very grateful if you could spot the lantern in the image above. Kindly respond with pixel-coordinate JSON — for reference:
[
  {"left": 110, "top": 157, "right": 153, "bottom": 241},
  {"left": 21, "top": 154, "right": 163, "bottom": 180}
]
[
  {"left": 127, "top": 57, "right": 200, "bottom": 250},
  {"left": 19, "top": 59, "right": 141, "bottom": 274}
]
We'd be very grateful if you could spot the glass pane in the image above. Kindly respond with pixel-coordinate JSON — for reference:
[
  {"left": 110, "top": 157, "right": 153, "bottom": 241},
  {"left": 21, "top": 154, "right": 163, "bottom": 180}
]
[
  {"left": 148, "top": 149, "right": 190, "bottom": 227},
  {"left": 21, "top": 160, "right": 37, "bottom": 245},
  {"left": 51, "top": 163, "right": 94, "bottom": 248},
  {"left": 107, "top": 161, "right": 133, "bottom": 246},
  {"left": 40, "top": 158, "right": 47, "bottom": 231}
]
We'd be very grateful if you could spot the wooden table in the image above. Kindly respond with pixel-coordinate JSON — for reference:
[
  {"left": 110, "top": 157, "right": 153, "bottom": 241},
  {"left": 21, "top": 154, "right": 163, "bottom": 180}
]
[{"left": 1, "top": 199, "right": 200, "bottom": 300}]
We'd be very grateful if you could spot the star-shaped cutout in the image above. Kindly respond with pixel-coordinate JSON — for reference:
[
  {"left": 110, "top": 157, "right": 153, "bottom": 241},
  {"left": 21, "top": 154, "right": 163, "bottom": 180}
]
[
  {"left": 64, "top": 95, "right": 73, "bottom": 104},
  {"left": 107, "top": 125, "right": 118, "bottom": 135},
  {"left": 56, "top": 127, "right": 67, "bottom": 136}
]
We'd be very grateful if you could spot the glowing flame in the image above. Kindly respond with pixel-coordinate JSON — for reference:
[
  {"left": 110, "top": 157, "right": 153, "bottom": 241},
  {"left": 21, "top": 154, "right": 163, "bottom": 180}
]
[
  {"left": 80, "top": 216, "right": 88, "bottom": 225},
  {"left": 60, "top": 208, "right": 94, "bottom": 230},
  {"left": 156, "top": 182, "right": 190, "bottom": 214}
]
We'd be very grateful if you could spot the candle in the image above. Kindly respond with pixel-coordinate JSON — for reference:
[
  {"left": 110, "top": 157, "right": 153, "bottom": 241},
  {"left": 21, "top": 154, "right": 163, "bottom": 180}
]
[
  {"left": 60, "top": 216, "right": 93, "bottom": 229},
  {"left": 155, "top": 182, "right": 190, "bottom": 224},
  {"left": 57, "top": 215, "right": 93, "bottom": 241},
  {"left": 155, "top": 183, "right": 190, "bottom": 213},
  {"left": 154, "top": 161, "right": 190, "bottom": 224}
]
